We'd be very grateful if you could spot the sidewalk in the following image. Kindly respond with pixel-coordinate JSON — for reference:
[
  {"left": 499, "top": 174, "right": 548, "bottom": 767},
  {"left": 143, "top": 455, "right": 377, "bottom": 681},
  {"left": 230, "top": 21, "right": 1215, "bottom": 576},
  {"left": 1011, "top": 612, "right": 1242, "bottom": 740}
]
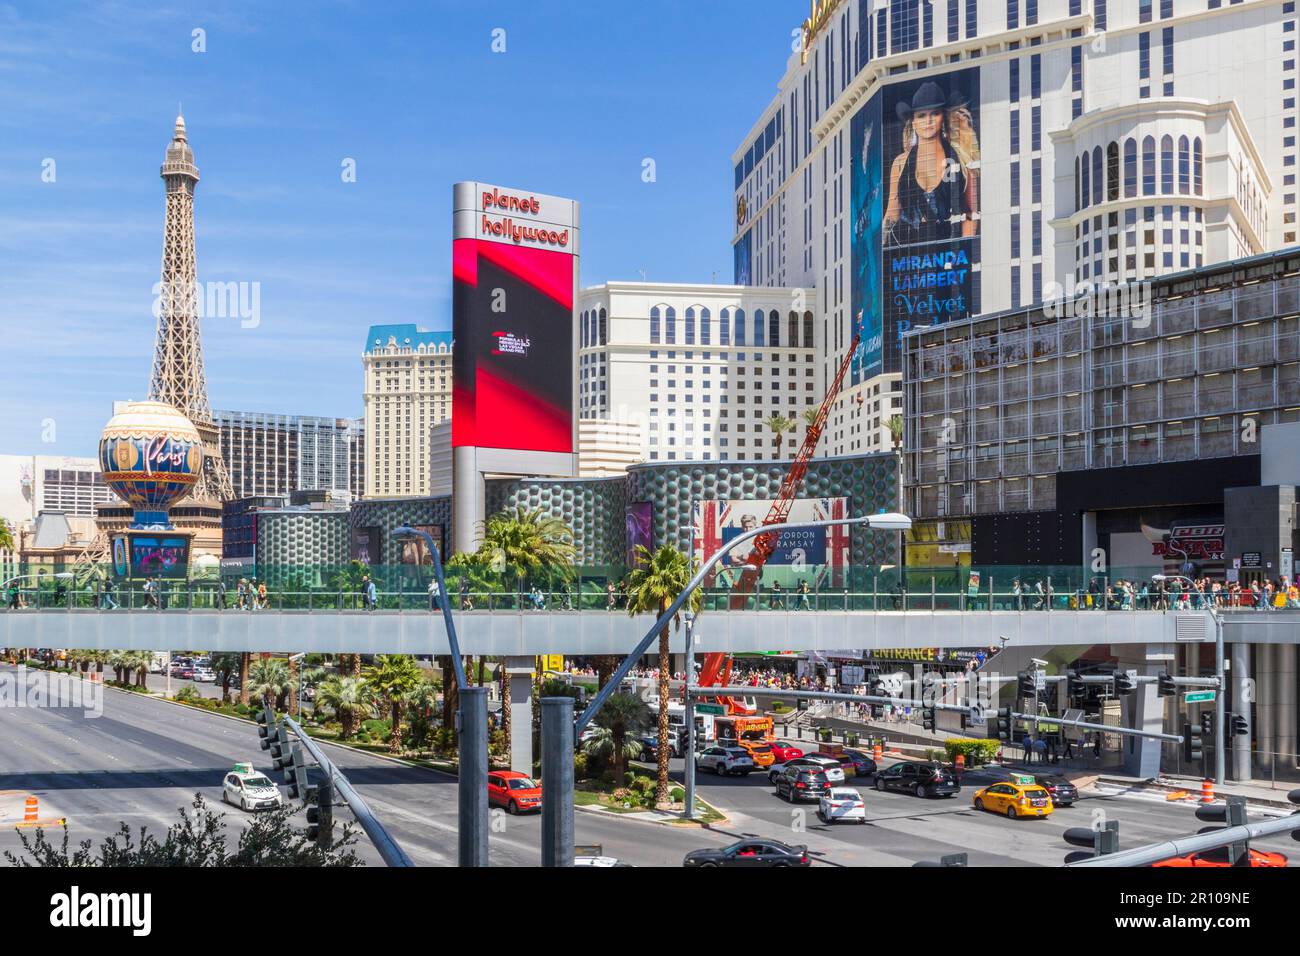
[{"left": 1092, "top": 771, "right": 1300, "bottom": 813}]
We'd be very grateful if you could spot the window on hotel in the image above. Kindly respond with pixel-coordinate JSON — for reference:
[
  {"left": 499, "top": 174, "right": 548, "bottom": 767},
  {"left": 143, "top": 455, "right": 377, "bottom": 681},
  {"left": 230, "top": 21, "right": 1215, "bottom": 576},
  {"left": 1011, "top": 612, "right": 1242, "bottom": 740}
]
[
  {"left": 1142, "top": 136, "right": 1156, "bottom": 195},
  {"left": 1160, "top": 135, "right": 1174, "bottom": 193},
  {"left": 1124, "top": 138, "right": 1137, "bottom": 198},
  {"left": 685, "top": 307, "right": 696, "bottom": 345},
  {"left": 650, "top": 306, "right": 661, "bottom": 344},
  {"left": 700, "top": 307, "right": 711, "bottom": 345},
  {"left": 734, "top": 309, "right": 747, "bottom": 346},
  {"left": 666, "top": 306, "right": 677, "bottom": 344},
  {"left": 720, "top": 308, "right": 731, "bottom": 345},
  {"left": 754, "top": 309, "right": 766, "bottom": 347}
]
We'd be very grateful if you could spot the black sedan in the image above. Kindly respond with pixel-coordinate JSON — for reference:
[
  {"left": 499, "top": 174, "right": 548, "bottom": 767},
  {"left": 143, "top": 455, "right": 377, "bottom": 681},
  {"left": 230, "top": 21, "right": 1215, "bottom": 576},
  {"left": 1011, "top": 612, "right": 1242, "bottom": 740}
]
[
  {"left": 1032, "top": 773, "right": 1078, "bottom": 807},
  {"left": 873, "top": 761, "right": 960, "bottom": 798},
  {"left": 843, "top": 750, "right": 878, "bottom": 777},
  {"left": 683, "top": 839, "right": 811, "bottom": 867}
]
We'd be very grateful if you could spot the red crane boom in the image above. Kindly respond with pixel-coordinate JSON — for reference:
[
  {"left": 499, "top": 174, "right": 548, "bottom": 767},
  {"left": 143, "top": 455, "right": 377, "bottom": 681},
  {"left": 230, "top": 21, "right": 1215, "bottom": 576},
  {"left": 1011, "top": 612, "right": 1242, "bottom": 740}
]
[{"left": 697, "top": 331, "right": 862, "bottom": 714}]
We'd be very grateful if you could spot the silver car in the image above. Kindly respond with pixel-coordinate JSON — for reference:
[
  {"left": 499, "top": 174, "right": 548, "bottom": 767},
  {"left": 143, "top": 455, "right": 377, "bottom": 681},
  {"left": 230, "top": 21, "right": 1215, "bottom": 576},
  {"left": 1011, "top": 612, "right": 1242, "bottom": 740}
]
[{"left": 695, "top": 746, "right": 755, "bottom": 776}]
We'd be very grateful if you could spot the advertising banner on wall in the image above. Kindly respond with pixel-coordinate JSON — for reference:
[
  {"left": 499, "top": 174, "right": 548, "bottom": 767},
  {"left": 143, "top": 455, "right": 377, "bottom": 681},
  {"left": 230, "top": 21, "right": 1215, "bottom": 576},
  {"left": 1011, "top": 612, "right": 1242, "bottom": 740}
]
[
  {"left": 399, "top": 524, "right": 445, "bottom": 565},
  {"left": 733, "top": 228, "right": 753, "bottom": 286},
  {"left": 451, "top": 183, "right": 578, "bottom": 456},
  {"left": 692, "top": 497, "right": 849, "bottom": 585},
  {"left": 625, "top": 501, "right": 654, "bottom": 567},
  {"left": 851, "top": 68, "right": 982, "bottom": 383}
]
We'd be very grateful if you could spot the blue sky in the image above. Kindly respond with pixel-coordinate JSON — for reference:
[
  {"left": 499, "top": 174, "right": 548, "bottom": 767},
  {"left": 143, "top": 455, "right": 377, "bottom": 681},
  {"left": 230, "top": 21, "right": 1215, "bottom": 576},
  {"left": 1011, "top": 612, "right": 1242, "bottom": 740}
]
[{"left": 0, "top": 0, "right": 798, "bottom": 455}]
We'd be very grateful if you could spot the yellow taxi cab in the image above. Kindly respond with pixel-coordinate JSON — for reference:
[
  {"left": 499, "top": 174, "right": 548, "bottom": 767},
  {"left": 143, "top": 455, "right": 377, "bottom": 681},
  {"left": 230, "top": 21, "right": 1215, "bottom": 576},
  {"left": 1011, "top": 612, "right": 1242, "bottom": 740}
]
[
  {"left": 734, "top": 739, "right": 776, "bottom": 768},
  {"left": 972, "top": 774, "right": 1054, "bottom": 819}
]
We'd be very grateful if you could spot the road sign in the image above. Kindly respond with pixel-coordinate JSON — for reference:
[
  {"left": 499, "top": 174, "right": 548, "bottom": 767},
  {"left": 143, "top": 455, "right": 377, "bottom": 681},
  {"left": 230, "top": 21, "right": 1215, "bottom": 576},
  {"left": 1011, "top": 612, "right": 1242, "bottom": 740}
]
[
  {"left": 694, "top": 703, "right": 726, "bottom": 715},
  {"left": 1184, "top": 690, "right": 1216, "bottom": 703}
]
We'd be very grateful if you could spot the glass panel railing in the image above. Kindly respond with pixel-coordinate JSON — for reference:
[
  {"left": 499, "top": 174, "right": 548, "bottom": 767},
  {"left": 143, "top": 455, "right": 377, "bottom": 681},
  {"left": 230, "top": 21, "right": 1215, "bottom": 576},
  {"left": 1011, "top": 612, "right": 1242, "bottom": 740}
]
[{"left": 0, "top": 564, "right": 1262, "bottom": 613}]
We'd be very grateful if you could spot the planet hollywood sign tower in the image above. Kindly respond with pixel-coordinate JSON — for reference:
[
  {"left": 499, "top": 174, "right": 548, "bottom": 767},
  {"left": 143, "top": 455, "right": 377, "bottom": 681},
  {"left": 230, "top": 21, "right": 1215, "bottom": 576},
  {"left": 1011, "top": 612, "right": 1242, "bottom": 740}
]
[
  {"left": 149, "top": 114, "right": 233, "bottom": 505},
  {"left": 450, "top": 182, "right": 579, "bottom": 552}
]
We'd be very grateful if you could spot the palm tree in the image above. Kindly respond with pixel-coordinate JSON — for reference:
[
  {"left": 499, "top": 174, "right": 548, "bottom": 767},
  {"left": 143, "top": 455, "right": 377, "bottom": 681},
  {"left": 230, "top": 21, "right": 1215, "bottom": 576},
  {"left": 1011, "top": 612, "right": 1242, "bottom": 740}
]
[
  {"left": 587, "top": 692, "right": 651, "bottom": 784},
  {"left": 211, "top": 652, "right": 241, "bottom": 704},
  {"left": 249, "top": 657, "right": 291, "bottom": 709},
  {"left": 238, "top": 652, "right": 251, "bottom": 706},
  {"left": 887, "top": 413, "right": 904, "bottom": 450},
  {"left": 625, "top": 544, "right": 701, "bottom": 805},
  {"left": 475, "top": 506, "right": 576, "bottom": 729},
  {"left": 364, "top": 655, "right": 424, "bottom": 752},
  {"left": 316, "top": 675, "right": 374, "bottom": 739},
  {"left": 287, "top": 655, "right": 300, "bottom": 717},
  {"left": 763, "top": 412, "right": 798, "bottom": 457}
]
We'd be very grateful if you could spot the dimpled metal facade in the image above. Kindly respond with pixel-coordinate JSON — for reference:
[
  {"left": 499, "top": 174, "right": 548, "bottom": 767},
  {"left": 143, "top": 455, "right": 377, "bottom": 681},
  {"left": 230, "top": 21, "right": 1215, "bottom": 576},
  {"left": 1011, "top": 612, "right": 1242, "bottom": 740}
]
[
  {"left": 482, "top": 452, "right": 898, "bottom": 569},
  {"left": 486, "top": 476, "right": 626, "bottom": 568},
  {"left": 256, "top": 509, "right": 350, "bottom": 586},
  {"left": 626, "top": 453, "right": 899, "bottom": 568},
  {"left": 349, "top": 496, "right": 453, "bottom": 567}
]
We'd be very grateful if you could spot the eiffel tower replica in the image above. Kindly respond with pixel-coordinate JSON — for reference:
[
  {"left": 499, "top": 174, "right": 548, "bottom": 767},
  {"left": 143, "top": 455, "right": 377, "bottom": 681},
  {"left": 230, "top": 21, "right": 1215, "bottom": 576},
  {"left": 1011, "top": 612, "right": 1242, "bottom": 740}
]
[
  {"left": 149, "top": 112, "right": 233, "bottom": 503},
  {"left": 86, "top": 114, "right": 231, "bottom": 573}
]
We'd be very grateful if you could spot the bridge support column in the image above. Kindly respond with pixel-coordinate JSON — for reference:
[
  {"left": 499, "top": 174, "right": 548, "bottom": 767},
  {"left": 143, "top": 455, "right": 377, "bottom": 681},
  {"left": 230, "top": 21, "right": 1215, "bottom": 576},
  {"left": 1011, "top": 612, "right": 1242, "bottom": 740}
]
[
  {"left": 1117, "top": 643, "right": 1172, "bottom": 779},
  {"left": 506, "top": 657, "right": 535, "bottom": 773},
  {"left": 1232, "top": 641, "right": 1252, "bottom": 782}
]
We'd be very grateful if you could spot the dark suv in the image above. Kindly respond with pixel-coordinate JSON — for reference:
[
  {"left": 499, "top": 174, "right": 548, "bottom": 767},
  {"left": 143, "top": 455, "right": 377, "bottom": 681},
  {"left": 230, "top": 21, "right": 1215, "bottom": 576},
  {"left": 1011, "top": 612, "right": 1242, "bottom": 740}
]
[
  {"left": 874, "top": 761, "right": 960, "bottom": 798},
  {"left": 774, "top": 764, "right": 831, "bottom": 802},
  {"left": 1032, "top": 773, "right": 1078, "bottom": 807}
]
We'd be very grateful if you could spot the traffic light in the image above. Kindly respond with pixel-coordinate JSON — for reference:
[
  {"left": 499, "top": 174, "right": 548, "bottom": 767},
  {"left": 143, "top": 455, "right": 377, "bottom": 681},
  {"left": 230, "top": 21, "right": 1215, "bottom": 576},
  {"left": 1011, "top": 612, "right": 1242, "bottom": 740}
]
[
  {"left": 1182, "top": 722, "right": 1205, "bottom": 762},
  {"left": 1157, "top": 672, "right": 1177, "bottom": 697},
  {"left": 256, "top": 704, "right": 277, "bottom": 751},
  {"left": 1063, "top": 821, "right": 1120, "bottom": 864},
  {"left": 996, "top": 706, "right": 1013, "bottom": 742},
  {"left": 306, "top": 777, "right": 334, "bottom": 848},
  {"left": 282, "top": 743, "right": 310, "bottom": 799},
  {"left": 796, "top": 697, "right": 809, "bottom": 712},
  {"left": 1231, "top": 713, "right": 1249, "bottom": 737},
  {"left": 1200, "top": 711, "right": 1214, "bottom": 739},
  {"left": 1017, "top": 671, "right": 1036, "bottom": 700},
  {"left": 922, "top": 705, "right": 936, "bottom": 732},
  {"left": 1114, "top": 671, "right": 1136, "bottom": 695},
  {"left": 1066, "top": 670, "right": 1087, "bottom": 704}
]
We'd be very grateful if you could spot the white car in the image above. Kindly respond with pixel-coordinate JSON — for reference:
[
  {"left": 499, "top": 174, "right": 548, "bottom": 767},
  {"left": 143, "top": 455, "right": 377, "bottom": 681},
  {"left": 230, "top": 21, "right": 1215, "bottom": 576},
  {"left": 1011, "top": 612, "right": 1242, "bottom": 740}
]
[
  {"left": 695, "top": 746, "right": 755, "bottom": 776},
  {"left": 192, "top": 667, "right": 216, "bottom": 683},
  {"left": 221, "top": 763, "right": 283, "bottom": 812},
  {"left": 770, "top": 755, "right": 846, "bottom": 785},
  {"left": 817, "top": 787, "right": 867, "bottom": 824}
]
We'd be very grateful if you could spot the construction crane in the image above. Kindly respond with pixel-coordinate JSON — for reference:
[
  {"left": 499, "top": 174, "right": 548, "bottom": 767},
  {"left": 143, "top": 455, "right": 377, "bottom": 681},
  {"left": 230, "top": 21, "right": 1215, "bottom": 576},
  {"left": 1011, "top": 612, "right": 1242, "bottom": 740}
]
[{"left": 697, "top": 330, "right": 863, "bottom": 715}]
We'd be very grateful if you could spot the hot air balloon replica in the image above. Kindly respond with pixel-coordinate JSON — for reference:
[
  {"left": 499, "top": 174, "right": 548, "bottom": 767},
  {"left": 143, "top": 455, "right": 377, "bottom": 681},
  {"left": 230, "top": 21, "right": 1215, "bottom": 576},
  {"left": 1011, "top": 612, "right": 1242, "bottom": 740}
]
[{"left": 99, "top": 400, "right": 204, "bottom": 579}]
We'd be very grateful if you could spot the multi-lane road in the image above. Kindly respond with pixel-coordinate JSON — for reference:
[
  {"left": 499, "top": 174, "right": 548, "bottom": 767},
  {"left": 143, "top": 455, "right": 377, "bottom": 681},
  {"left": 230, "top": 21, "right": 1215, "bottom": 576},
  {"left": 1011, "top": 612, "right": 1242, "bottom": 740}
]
[{"left": 0, "top": 664, "right": 1292, "bottom": 867}]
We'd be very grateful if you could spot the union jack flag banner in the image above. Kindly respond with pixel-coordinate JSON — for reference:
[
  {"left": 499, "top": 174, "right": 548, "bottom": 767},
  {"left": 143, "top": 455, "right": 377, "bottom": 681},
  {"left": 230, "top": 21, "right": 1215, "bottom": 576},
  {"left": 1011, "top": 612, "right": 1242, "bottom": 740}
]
[{"left": 692, "top": 497, "right": 850, "bottom": 588}]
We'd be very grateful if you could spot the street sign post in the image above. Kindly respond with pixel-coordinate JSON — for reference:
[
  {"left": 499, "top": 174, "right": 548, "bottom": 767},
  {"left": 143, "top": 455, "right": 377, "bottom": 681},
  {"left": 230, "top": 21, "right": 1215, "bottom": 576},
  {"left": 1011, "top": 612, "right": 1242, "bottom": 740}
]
[
  {"left": 1184, "top": 690, "right": 1217, "bottom": 703},
  {"left": 695, "top": 703, "right": 725, "bottom": 715}
]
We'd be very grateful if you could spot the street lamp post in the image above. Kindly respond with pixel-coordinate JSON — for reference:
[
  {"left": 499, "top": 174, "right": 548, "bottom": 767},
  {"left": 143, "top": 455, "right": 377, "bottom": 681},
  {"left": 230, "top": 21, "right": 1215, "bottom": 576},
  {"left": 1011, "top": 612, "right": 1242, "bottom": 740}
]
[
  {"left": 683, "top": 611, "right": 696, "bottom": 819},
  {"left": 392, "top": 526, "right": 483, "bottom": 866},
  {"left": 1154, "top": 573, "right": 1225, "bottom": 785}
]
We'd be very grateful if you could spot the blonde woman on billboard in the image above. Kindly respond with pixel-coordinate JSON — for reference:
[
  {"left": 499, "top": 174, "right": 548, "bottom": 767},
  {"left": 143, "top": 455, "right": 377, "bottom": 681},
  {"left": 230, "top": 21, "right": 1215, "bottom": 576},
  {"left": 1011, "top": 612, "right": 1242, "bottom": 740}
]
[{"left": 883, "top": 81, "right": 980, "bottom": 248}]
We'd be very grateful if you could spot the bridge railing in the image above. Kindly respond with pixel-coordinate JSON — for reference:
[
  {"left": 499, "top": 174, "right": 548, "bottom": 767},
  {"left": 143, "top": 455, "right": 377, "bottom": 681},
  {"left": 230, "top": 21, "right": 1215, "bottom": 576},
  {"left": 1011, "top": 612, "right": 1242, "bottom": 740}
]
[{"left": 3, "top": 563, "right": 1271, "bottom": 613}]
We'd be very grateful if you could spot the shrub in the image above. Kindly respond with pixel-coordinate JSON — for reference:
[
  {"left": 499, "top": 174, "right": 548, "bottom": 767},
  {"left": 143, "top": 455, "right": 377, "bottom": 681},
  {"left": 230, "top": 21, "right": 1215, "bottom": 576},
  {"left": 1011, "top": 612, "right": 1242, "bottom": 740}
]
[
  {"left": 925, "top": 748, "right": 945, "bottom": 762},
  {"left": 630, "top": 775, "right": 654, "bottom": 795},
  {"left": 572, "top": 753, "right": 589, "bottom": 780},
  {"left": 771, "top": 701, "right": 789, "bottom": 713},
  {"left": 360, "top": 718, "right": 390, "bottom": 738},
  {"left": 175, "top": 686, "right": 201, "bottom": 704},
  {"left": 234, "top": 703, "right": 251, "bottom": 715},
  {"left": 610, "top": 787, "right": 635, "bottom": 805},
  {"left": 943, "top": 738, "right": 1000, "bottom": 766},
  {"left": 816, "top": 727, "right": 833, "bottom": 742},
  {"left": 669, "top": 787, "right": 685, "bottom": 802}
]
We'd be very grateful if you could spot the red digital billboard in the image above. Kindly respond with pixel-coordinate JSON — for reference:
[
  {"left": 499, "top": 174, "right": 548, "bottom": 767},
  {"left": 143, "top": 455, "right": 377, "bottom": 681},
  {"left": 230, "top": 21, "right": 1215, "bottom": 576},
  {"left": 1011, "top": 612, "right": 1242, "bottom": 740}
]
[{"left": 452, "top": 183, "right": 577, "bottom": 455}]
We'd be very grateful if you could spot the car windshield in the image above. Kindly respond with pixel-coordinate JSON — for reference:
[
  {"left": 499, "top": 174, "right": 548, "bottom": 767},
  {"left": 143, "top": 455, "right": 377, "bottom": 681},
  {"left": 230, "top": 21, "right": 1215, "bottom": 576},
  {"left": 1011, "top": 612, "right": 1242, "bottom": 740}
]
[
  {"left": 242, "top": 775, "right": 274, "bottom": 789},
  {"left": 508, "top": 778, "right": 538, "bottom": 790},
  {"left": 749, "top": 745, "right": 771, "bottom": 754}
]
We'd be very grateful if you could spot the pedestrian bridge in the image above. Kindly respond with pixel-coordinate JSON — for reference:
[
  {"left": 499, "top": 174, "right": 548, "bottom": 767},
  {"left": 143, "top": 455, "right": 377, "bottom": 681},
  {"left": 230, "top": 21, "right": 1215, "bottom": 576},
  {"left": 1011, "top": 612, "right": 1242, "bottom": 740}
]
[{"left": 5, "top": 606, "right": 1297, "bottom": 655}]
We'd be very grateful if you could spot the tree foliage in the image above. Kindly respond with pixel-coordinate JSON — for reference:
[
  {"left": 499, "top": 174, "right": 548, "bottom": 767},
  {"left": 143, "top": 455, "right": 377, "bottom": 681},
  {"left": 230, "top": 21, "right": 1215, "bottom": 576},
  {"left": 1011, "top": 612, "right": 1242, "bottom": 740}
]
[{"left": 3, "top": 795, "right": 361, "bottom": 867}]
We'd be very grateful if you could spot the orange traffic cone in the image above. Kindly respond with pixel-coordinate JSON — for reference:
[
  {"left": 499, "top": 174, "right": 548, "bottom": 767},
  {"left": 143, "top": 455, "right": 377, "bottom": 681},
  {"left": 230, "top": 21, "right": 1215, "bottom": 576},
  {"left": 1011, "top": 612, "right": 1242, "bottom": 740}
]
[
  {"left": 23, "top": 796, "right": 38, "bottom": 823},
  {"left": 872, "top": 743, "right": 883, "bottom": 764},
  {"left": 1200, "top": 779, "right": 1215, "bottom": 804}
]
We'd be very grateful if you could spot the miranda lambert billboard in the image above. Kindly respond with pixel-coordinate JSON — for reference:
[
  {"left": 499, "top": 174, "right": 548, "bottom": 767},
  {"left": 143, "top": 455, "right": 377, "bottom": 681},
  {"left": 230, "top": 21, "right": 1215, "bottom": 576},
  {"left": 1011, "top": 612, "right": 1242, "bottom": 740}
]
[{"left": 851, "top": 70, "right": 981, "bottom": 382}]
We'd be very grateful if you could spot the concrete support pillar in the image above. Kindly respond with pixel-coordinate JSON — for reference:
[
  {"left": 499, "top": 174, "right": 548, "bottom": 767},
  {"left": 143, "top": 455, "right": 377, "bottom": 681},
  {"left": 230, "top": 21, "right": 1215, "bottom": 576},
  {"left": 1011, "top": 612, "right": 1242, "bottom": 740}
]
[
  {"left": 1279, "top": 644, "right": 1297, "bottom": 771},
  {"left": 505, "top": 657, "right": 535, "bottom": 774},
  {"left": 1231, "top": 641, "right": 1252, "bottom": 782},
  {"left": 1081, "top": 511, "right": 1098, "bottom": 569},
  {"left": 1257, "top": 644, "right": 1275, "bottom": 775},
  {"left": 1117, "top": 643, "right": 1173, "bottom": 778},
  {"left": 452, "top": 446, "right": 485, "bottom": 555}
]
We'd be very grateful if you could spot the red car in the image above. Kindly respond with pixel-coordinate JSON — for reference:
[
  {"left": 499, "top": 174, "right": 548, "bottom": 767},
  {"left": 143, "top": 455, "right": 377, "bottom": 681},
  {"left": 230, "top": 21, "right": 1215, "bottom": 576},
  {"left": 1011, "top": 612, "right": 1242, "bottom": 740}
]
[
  {"left": 770, "top": 744, "right": 804, "bottom": 764},
  {"left": 1153, "top": 847, "right": 1287, "bottom": 868},
  {"left": 488, "top": 770, "right": 542, "bottom": 814}
]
